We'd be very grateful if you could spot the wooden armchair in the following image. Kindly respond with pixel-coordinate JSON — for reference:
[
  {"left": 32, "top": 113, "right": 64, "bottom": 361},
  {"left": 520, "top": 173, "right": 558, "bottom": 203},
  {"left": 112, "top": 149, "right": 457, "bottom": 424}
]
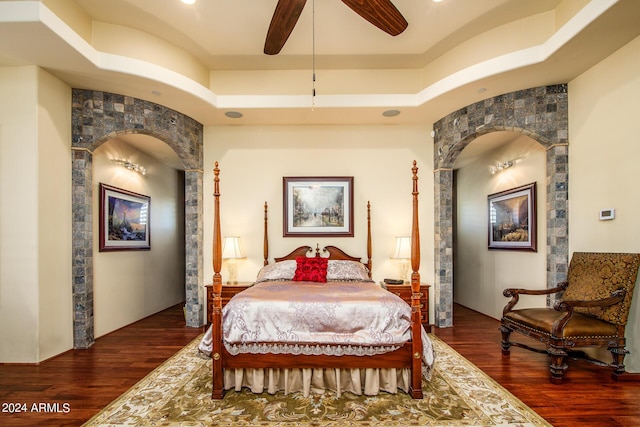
[{"left": 500, "top": 252, "right": 640, "bottom": 384}]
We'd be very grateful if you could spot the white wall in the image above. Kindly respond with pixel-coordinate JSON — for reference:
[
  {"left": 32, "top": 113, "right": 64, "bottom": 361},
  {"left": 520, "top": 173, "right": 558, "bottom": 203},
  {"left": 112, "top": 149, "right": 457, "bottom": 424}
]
[
  {"left": 93, "top": 138, "right": 185, "bottom": 338},
  {"left": 454, "top": 135, "right": 548, "bottom": 319},
  {"left": 568, "top": 34, "right": 640, "bottom": 371},
  {"left": 203, "top": 125, "right": 435, "bottom": 321}
]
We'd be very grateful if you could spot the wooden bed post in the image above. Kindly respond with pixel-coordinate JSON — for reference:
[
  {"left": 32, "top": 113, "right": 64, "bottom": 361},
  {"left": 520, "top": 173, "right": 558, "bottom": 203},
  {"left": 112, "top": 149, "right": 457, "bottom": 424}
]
[
  {"left": 366, "top": 201, "right": 372, "bottom": 275},
  {"left": 211, "top": 162, "right": 224, "bottom": 399},
  {"left": 410, "top": 160, "right": 424, "bottom": 399},
  {"left": 264, "top": 202, "right": 269, "bottom": 266}
]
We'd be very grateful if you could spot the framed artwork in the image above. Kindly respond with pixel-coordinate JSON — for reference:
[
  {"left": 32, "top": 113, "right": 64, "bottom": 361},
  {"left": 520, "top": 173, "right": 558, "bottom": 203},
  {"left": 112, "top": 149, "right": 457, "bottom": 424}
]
[
  {"left": 283, "top": 176, "right": 354, "bottom": 237},
  {"left": 99, "top": 183, "right": 151, "bottom": 251},
  {"left": 488, "top": 182, "right": 537, "bottom": 251}
]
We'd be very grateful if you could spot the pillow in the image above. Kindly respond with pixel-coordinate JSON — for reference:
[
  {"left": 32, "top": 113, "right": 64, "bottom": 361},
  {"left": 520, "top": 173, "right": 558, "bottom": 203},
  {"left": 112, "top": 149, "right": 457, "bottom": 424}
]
[
  {"left": 326, "top": 260, "right": 371, "bottom": 281},
  {"left": 255, "top": 260, "right": 296, "bottom": 283},
  {"left": 293, "top": 256, "right": 328, "bottom": 283}
]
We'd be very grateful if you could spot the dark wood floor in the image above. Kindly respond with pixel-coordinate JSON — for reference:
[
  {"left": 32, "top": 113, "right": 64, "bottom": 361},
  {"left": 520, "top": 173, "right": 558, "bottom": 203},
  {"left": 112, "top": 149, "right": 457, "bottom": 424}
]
[{"left": 1, "top": 304, "right": 638, "bottom": 426}]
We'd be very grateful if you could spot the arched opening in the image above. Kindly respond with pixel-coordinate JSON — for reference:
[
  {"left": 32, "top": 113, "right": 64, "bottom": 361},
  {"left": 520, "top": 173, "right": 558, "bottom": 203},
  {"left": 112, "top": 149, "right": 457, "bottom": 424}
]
[
  {"left": 71, "top": 90, "right": 204, "bottom": 348},
  {"left": 432, "top": 85, "right": 569, "bottom": 327},
  {"left": 91, "top": 136, "right": 186, "bottom": 337}
]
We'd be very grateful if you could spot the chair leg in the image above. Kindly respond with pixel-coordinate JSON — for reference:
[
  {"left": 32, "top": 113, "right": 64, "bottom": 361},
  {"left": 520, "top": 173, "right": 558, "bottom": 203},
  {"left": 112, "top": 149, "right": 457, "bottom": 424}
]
[
  {"left": 499, "top": 325, "right": 512, "bottom": 356},
  {"left": 609, "top": 344, "right": 629, "bottom": 379},
  {"left": 548, "top": 346, "right": 568, "bottom": 384}
]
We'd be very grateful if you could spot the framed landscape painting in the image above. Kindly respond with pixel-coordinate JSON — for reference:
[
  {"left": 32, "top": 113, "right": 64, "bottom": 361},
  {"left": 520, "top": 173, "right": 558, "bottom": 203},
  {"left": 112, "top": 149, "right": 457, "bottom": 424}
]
[
  {"left": 283, "top": 176, "right": 354, "bottom": 237},
  {"left": 488, "top": 182, "right": 537, "bottom": 251},
  {"left": 99, "top": 183, "right": 151, "bottom": 251}
]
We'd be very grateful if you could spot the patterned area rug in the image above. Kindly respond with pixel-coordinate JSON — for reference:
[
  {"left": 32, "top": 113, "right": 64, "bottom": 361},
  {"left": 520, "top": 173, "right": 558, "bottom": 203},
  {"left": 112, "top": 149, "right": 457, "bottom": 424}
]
[{"left": 83, "top": 335, "right": 551, "bottom": 427}]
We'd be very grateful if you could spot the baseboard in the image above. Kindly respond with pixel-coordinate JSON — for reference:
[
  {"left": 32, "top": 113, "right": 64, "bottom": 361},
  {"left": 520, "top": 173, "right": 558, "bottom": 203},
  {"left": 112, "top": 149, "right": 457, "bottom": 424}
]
[{"left": 614, "top": 372, "right": 640, "bottom": 382}]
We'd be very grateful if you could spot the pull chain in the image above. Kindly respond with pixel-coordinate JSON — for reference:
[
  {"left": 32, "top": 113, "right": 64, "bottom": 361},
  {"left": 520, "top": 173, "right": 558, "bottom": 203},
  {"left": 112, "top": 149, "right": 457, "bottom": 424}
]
[{"left": 312, "top": 0, "right": 316, "bottom": 110}]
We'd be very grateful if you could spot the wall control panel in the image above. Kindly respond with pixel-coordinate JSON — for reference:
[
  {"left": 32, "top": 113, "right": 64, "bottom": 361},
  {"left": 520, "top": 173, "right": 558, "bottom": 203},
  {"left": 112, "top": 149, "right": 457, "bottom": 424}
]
[{"left": 599, "top": 208, "right": 615, "bottom": 221}]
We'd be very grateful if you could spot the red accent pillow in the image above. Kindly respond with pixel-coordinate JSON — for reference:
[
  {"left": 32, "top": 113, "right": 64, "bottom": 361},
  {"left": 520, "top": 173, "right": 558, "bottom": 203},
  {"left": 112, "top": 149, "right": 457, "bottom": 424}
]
[{"left": 293, "top": 256, "right": 328, "bottom": 283}]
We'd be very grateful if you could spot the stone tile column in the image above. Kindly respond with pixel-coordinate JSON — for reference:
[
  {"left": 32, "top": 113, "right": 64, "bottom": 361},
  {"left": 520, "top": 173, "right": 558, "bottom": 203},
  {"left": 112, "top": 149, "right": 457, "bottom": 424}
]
[
  {"left": 546, "top": 144, "right": 569, "bottom": 305},
  {"left": 71, "top": 148, "right": 94, "bottom": 348},
  {"left": 434, "top": 167, "right": 454, "bottom": 327},
  {"left": 184, "top": 170, "right": 203, "bottom": 327}
]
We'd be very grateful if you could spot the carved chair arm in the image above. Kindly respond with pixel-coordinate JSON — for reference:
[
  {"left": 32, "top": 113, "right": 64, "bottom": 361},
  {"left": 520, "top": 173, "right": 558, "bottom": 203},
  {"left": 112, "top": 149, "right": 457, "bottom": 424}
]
[
  {"left": 502, "top": 282, "right": 568, "bottom": 316},
  {"left": 550, "top": 289, "right": 626, "bottom": 336},
  {"left": 554, "top": 288, "right": 626, "bottom": 311}
]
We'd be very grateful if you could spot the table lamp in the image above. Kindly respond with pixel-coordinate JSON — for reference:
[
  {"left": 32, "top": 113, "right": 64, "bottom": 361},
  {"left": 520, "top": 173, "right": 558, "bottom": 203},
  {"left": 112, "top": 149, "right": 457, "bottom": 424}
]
[
  {"left": 222, "top": 236, "right": 245, "bottom": 284},
  {"left": 391, "top": 236, "right": 411, "bottom": 283}
]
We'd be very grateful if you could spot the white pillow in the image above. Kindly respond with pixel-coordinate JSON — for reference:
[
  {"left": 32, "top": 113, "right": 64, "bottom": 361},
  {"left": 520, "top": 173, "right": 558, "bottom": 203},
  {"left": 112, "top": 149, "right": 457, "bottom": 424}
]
[
  {"left": 255, "top": 260, "right": 296, "bottom": 283},
  {"left": 326, "top": 260, "right": 371, "bottom": 281}
]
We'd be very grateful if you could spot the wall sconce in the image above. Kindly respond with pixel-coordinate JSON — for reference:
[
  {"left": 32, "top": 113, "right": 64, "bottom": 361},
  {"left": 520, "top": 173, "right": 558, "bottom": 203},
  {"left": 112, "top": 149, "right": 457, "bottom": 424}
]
[
  {"left": 113, "top": 158, "right": 146, "bottom": 175},
  {"left": 391, "top": 236, "right": 411, "bottom": 283},
  {"left": 489, "top": 160, "right": 514, "bottom": 175},
  {"left": 222, "top": 236, "right": 246, "bottom": 284}
]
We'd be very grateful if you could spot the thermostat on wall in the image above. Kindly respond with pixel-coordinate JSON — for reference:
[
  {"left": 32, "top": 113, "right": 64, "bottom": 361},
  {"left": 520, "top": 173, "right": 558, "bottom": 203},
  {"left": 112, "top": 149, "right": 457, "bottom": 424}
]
[{"left": 599, "top": 208, "right": 615, "bottom": 221}]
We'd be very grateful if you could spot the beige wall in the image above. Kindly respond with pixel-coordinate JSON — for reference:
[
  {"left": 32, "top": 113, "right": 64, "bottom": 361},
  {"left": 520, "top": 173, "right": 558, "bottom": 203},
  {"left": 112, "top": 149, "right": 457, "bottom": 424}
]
[
  {"left": 0, "top": 66, "right": 40, "bottom": 362},
  {"left": 93, "top": 139, "right": 185, "bottom": 338},
  {"left": 37, "top": 68, "right": 73, "bottom": 361},
  {"left": 568, "top": 34, "right": 640, "bottom": 371},
  {"left": 203, "top": 125, "right": 435, "bottom": 321},
  {"left": 454, "top": 135, "right": 548, "bottom": 319},
  {"left": 0, "top": 66, "right": 72, "bottom": 362}
]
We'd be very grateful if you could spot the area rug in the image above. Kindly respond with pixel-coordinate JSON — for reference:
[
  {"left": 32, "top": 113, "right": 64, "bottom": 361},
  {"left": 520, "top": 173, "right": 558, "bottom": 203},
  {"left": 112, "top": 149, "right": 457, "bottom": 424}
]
[{"left": 83, "top": 335, "right": 551, "bottom": 427}]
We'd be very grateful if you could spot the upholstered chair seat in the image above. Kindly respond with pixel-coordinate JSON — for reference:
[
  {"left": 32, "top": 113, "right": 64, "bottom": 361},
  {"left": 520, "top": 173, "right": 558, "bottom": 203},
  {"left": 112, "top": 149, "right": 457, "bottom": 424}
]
[
  {"left": 503, "top": 309, "right": 619, "bottom": 339},
  {"left": 501, "top": 252, "right": 640, "bottom": 384}
]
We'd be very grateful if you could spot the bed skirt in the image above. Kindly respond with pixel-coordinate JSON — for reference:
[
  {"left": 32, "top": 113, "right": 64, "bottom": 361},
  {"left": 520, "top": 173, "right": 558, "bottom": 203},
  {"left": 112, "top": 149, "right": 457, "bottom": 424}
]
[{"left": 223, "top": 366, "right": 411, "bottom": 397}]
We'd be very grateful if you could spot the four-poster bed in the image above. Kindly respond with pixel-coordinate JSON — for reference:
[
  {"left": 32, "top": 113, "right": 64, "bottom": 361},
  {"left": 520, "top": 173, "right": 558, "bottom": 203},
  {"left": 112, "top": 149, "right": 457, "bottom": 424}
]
[{"left": 203, "top": 161, "right": 432, "bottom": 399}]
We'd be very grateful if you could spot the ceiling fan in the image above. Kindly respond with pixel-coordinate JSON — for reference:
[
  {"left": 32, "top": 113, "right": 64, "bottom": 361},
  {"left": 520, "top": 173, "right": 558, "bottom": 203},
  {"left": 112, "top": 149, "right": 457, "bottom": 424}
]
[{"left": 264, "top": 0, "right": 408, "bottom": 55}]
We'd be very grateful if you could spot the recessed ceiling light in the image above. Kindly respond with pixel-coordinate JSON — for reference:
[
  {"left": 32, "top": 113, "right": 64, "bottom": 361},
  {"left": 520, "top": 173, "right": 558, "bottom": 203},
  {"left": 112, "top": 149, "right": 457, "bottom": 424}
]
[
  {"left": 477, "top": 87, "right": 487, "bottom": 93},
  {"left": 382, "top": 109, "right": 400, "bottom": 117},
  {"left": 181, "top": 0, "right": 196, "bottom": 5},
  {"left": 151, "top": 90, "right": 161, "bottom": 96},
  {"left": 225, "top": 111, "right": 243, "bottom": 119}
]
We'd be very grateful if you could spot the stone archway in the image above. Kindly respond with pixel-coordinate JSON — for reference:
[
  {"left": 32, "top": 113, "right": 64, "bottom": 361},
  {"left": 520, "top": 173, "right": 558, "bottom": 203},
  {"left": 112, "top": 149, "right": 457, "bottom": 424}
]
[
  {"left": 432, "top": 84, "right": 569, "bottom": 327},
  {"left": 70, "top": 90, "right": 204, "bottom": 348}
]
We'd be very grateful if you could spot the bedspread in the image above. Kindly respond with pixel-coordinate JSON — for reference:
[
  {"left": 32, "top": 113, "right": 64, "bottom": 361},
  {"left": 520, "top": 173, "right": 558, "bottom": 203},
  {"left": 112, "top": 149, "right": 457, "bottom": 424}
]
[
  {"left": 200, "top": 280, "right": 435, "bottom": 372},
  {"left": 225, "top": 280, "right": 409, "bottom": 350}
]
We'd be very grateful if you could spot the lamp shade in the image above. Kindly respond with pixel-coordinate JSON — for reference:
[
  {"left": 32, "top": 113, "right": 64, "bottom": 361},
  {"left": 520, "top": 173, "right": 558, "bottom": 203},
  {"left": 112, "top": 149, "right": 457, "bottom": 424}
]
[
  {"left": 391, "top": 236, "right": 411, "bottom": 259},
  {"left": 221, "top": 236, "right": 245, "bottom": 259}
]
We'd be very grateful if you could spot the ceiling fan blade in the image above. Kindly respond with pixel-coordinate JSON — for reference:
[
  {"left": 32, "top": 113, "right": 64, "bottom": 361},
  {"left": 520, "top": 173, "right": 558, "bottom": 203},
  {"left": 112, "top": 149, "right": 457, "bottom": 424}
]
[
  {"left": 264, "top": 0, "right": 308, "bottom": 55},
  {"left": 340, "top": 0, "right": 408, "bottom": 36}
]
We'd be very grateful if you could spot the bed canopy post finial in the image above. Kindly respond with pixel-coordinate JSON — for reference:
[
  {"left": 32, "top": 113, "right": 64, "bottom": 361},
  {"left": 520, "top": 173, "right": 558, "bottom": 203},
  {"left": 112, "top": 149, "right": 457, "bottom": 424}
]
[{"left": 264, "top": 202, "right": 269, "bottom": 266}]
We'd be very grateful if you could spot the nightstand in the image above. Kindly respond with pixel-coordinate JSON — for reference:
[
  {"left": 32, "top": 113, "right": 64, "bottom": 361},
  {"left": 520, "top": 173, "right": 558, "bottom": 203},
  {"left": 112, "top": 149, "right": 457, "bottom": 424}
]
[
  {"left": 205, "top": 282, "right": 253, "bottom": 326},
  {"left": 384, "top": 283, "right": 431, "bottom": 328}
]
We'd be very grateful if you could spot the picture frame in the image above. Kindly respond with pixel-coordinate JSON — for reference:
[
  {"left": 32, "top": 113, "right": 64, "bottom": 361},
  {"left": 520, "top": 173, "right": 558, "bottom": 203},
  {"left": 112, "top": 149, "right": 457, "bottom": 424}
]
[
  {"left": 283, "top": 176, "right": 354, "bottom": 237},
  {"left": 488, "top": 182, "right": 537, "bottom": 251},
  {"left": 99, "top": 183, "right": 151, "bottom": 251}
]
